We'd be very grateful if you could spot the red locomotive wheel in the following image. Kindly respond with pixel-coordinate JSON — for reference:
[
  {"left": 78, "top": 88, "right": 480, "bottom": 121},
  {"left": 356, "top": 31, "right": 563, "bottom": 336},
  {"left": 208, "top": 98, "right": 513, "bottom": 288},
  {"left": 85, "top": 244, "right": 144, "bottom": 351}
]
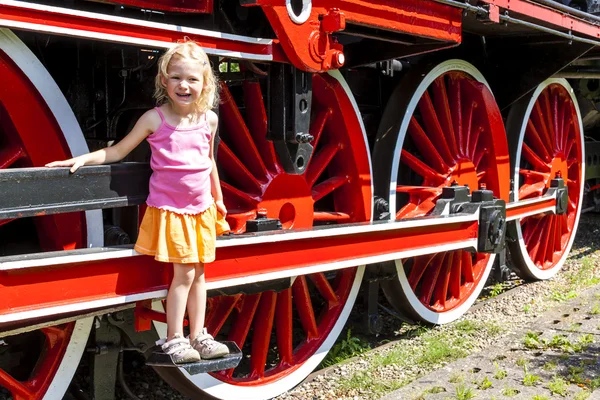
[
  {"left": 0, "top": 29, "right": 97, "bottom": 400},
  {"left": 152, "top": 71, "right": 372, "bottom": 400},
  {"left": 507, "top": 79, "right": 584, "bottom": 280},
  {"left": 373, "top": 60, "right": 510, "bottom": 324}
]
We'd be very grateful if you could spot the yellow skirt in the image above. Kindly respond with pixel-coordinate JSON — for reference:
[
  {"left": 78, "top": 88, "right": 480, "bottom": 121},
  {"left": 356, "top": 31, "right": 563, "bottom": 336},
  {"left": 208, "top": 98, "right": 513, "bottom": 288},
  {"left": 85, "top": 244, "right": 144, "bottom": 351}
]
[{"left": 134, "top": 203, "right": 230, "bottom": 264}]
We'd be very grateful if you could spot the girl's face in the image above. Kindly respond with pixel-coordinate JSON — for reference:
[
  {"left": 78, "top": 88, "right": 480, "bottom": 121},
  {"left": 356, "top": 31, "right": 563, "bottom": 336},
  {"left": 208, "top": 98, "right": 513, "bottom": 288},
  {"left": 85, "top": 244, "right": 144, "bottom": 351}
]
[{"left": 162, "top": 56, "right": 206, "bottom": 110}]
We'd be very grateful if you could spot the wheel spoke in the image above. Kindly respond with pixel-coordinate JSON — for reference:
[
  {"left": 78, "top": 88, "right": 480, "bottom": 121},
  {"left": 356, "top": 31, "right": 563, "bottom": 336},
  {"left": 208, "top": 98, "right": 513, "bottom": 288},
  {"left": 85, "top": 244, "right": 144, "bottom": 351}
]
[
  {"left": 400, "top": 150, "right": 446, "bottom": 183},
  {"left": 219, "top": 84, "right": 268, "bottom": 181},
  {"left": 312, "top": 175, "right": 347, "bottom": 202},
  {"left": 306, "top": 143, "right": 340, "bottom": 187},
  {"left": 460, "top": 250, "right": 474, "bottom": 284},
  {"left": 206, "top": 295, "right": 241, "bottom": 335},
  {"left": 461, "top": 94, "right": 475, "bottom": 159},
  {"left": 218, "top": 142, "right": 264, "bottom": 194},
  {"left": 275, "top": 289, "right": 293, "bottom": 366},
  {"left": 242, "top": 81, "right": 279, "bottom": 174},
  {"left": 433, "top": 252, "right": 453, "bottom": 309},
  {"left": 468, "top": 126, "right": 483, "bottom": 160},
  {"left": 292, "top": 276, "right": 319, "bottom": 339},
  {"left": 531, "top": 102, "right": 554, "bottom": 153},
  {"left": 545, "top": 216, "right": 557, "bottom": 265},
  {"left": 0, "top": 145, "right": 25, "bottom": 168},
  {"left": 407, "top": 117, "right": 449, "bottom": 173},
  {"left": 0, "top": 369, "right": 32, "bottom": 399},
  {"left": 396, "top": 185, "right": 442, "bottom": 195},
  {"left": 418, "top": 90, "right": 456, "bottom": 165},
  {"left": 313, "top": 211, "right": 351, "bottom": 222},
  {"left": 522, "top": 143, "right": 551, "bottom": 172},
  {"left": 221, "top": 181, "right": 260, "bottom": 207},
  {"left": 407, "top": 253, "right": 436, "bottom": 290},
  {"left": 447, "top": 76, "right": 464, "bottom": 157},
  {"left": 309, "top": 109, "right": 332, "bottom": 151},
  {"left": 249, "top": 291, "right": 277, "bottom": 379},
  {"left": 518, "top": 181, "right": 546, "bottom": 200},
  {"left": 432, "top": 76, "right": 459, "bottom": 156},
  {"left": 419, "top": 253, "right": 445, "bottom": 306},
  {"left": 227, "top": 294, "right": 261, "bottom": 350},
  {"left": 309, "top": 273, "right": 339, "bottom": 309},
  {"left": 519, "top": 168, "right": 550, "bottom": 181},
  {"left": 449, "top": 251, "right": 462, "bottom": 300},
  {"left": 525, "top": 120, "right": 552, "bottom": 162}
]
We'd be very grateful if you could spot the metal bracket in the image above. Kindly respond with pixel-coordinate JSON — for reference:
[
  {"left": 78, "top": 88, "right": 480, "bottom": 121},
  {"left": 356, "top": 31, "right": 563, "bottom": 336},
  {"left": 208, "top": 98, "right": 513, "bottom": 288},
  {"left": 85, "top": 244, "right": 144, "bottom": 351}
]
[
  {"left": 268, "top": 64, "right": 314, "bottom": 174},
  {"left": 432, "top": 184, "right": 506, "bottom": 253},
  {"left": 547, "top": 176, "right": 568, "bottom": 215},
  {"left": 0, "top": 163, "right": 150, "bottom": 219}
]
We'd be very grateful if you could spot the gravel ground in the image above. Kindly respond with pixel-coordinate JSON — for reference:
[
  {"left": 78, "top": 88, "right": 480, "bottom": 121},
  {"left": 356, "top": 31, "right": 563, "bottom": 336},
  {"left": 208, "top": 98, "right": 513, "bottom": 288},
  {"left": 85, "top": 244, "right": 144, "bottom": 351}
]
[
  {"left": 62, "top": 213, "right": 600, "bottom": 400},
  {"left": 275, "top": 214, "right": 600, "bottom": 400}
]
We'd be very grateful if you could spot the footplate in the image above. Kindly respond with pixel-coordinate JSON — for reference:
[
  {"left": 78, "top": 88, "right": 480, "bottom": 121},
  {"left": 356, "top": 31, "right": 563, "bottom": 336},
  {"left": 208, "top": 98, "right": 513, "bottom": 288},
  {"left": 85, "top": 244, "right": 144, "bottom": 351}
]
[{"left": 146, "top": 342, "right": 242, "bottom": 374}]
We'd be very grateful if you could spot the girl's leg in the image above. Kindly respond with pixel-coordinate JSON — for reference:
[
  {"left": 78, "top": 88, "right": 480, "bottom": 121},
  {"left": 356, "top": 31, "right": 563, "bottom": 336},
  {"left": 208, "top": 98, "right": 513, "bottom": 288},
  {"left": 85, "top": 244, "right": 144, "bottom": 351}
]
[
  {"left": 186, "top": 262, "right": 206, "bottom": 339},
  {"left": 166, "top": 262, "right": 195, "bottom": 339}
]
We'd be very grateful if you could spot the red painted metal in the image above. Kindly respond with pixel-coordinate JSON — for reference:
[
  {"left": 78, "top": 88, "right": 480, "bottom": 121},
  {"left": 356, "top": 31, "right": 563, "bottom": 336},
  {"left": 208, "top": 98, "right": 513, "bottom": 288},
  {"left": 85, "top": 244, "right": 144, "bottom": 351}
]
[
  {"left": 0, "top": 218, "right": 480, "bottom": 321},
  {"left": 219, "top": 75, "right": 371, "bottom": 233},
  {"left": 0, "top": 47, "right": 86, "bottom": 399},
  {"left": 205, "top": 72, "right": 370, "bottom": 386},
  {"left": 0, "top": 2, "right": 285, "bottom": 62},
  {"left": 506, "top": 197, "right": 557, "bottom": 220},
  {"left": 0, "top": 324, "right": 74, "bottom": 400},
  {"left": 480, "top": 0, "right": 600, "bottom": 40},
  {"left": 248, "top": 0, "right": 462, "bottom": 71},
  {"left": 517, "top": 83, "right": 582, "bottom": 271},
  {"left": 101, "top": 0, "right": 213, "bottom": 13},
  {"left": 395, "top": 71, "right": 510, "bottom": 313}
]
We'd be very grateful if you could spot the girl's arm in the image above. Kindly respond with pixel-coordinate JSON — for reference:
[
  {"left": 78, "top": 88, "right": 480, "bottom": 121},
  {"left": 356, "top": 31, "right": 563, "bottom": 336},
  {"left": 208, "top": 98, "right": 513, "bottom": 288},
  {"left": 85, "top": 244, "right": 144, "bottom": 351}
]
[
  {"left": 207, "top": 110, "right": 227, "bottom": 216},
  {"left": 46, "top": 109, "right": 159, "bottom": 173}
]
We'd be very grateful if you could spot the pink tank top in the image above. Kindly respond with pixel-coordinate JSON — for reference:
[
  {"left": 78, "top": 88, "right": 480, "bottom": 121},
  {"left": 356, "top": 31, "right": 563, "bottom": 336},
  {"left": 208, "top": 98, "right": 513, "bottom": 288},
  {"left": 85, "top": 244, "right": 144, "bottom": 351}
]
[{"left": 145, "top": 107, "right": 213, "bottom": 214}]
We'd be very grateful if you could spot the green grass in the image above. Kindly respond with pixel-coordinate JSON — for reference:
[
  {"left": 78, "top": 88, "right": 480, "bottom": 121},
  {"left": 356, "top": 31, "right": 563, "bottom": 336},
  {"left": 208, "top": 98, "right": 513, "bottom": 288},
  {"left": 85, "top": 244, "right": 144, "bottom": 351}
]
[
  {"left": 548, "top": 376, "right": 569, "bottom": 397},
  {"left": 523, "top": 373, "right": 541, "bottom": 386},
  {"left": 590, "top": 303, "right": 600, "bottom": 315},
  {"left": 320, "top": 329, "right": 370, "bottom": 367},
  {"left": 574, "top": 390, "right": 591, "bottom": 400},
  {"left": 501, "top": 387, "right": 519, "bottom": 397},
  {"left": 531, "top": 395, "right": 550, "bottom": 400},
  {"left": 542, "top": 361, "right": 558, "bottom": 371},
  {"left": 488, "top": 282, "right": 506, "bottom": 298},
  {"left": 474, "top": 376, "right": 492, "bottom": 390},
  {"left": 493, "top": 362, "right": 507, "bottom": 380},
  {"left": 551, "top": 290, "right": 578, "bottom": 302},
  {"left": 454, "top": 384, "right": 476, "bottom": 400}
]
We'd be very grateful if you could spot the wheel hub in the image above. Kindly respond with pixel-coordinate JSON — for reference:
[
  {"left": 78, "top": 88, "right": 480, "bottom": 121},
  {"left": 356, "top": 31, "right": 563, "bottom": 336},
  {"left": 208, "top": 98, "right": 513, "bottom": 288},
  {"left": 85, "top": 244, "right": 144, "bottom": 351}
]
[
  {"left": 449, "top": 159, "right": 479, "bottom": 191},
  {"left": 257, "top": 174, "right": 313, "bottom": 229},
  {"left": 549, "top": 155, "right": 568, "bottom": 187}
]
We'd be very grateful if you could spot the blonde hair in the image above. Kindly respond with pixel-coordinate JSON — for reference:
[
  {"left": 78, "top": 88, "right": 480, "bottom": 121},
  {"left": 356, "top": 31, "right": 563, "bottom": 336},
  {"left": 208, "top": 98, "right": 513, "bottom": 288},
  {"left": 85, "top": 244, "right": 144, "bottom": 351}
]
[{"left": 154, "top": 41, "right": 219, "bottom": 113}]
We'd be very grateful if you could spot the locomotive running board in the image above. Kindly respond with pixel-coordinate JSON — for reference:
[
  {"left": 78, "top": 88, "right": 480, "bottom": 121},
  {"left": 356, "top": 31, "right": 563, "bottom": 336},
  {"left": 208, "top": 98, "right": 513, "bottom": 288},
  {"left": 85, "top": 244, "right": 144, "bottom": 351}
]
[{"left": 0, "top": 166, "right": 562, "bottom": 327}]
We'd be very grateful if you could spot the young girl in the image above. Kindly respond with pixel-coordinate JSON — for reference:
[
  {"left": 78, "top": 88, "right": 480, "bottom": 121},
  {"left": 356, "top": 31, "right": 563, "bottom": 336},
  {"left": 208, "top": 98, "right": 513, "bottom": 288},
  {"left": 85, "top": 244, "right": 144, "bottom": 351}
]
[{"left": 47, "top": 41, "right": 230, "bottom": 364}]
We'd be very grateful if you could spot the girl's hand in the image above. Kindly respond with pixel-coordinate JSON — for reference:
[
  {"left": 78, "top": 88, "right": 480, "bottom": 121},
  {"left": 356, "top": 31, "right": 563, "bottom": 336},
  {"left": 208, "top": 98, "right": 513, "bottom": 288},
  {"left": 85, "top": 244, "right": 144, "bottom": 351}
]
[
  {"left": 215, "top": 200, "right": 227, "bottom": 217},
  {"left": 45, "top": 155, "right": 86, "bottom": 173}
]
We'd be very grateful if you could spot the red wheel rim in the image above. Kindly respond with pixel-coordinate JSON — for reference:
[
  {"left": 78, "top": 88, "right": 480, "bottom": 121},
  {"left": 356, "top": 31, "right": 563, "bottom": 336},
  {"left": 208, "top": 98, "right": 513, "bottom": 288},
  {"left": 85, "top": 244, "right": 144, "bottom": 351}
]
[
  {"left": 0, "top": 44, "right": 86, "bottom": 399},
  {"left": 516, "top": 83, "right": 583, "bottom": 271},
  {"left": 393, "top": 70, "right": 508, "bottom": 313},
  {"left": 205, "top": 73, "right": 371, "bottom": 385},
  {"left": 0, "top": 325, "right": 75, "bottom": 400}
]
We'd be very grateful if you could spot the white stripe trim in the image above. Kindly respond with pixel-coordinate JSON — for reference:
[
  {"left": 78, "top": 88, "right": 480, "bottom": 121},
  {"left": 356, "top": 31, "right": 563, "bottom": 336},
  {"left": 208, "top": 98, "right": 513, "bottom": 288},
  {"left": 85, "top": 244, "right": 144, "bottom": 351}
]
[
  {"left": 0, "top": 214, "right": 478, "bottom": 271},
  {"left": 0, "top": 290, "right": 166, "bottom": 323},
  {"left": 0, "top": 239, "right": 476, "bottom": 323},
  {"left": 206, "top": 239, "right": 478, "bottom": 290},
  {"left": 0, "top": 20, "right": 273, "bottom": 61},
  {"left": 1, "top": 0, "right": 272, "bottom": 45}
]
